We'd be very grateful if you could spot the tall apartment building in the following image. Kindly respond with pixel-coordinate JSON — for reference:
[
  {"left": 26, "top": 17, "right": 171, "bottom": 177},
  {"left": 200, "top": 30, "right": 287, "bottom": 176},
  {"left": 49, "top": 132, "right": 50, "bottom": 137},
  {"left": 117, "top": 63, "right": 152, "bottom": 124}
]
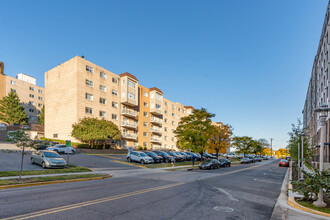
[
  {"left": 0, "top": 61, "right": 44, "bottom": 124},
  {"left": 303, "top": 1, "right": 330, "bottom": 170},
  {"left": 45, "top": 56, "right": 193, "bottom": 150}
]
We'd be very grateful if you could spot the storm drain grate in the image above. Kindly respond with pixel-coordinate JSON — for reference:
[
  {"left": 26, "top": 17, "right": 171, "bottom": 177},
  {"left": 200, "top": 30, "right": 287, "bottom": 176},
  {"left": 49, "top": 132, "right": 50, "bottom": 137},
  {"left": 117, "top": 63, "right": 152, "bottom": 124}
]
[{"left": 213, "top": 206, "right": 234, "bottom": 212}]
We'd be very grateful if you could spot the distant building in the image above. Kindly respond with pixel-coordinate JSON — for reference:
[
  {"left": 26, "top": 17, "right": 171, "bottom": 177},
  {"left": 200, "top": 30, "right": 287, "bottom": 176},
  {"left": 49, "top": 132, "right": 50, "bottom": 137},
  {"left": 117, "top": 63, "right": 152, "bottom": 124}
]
[{"left": 0, "top": 62, "right": 44, "bottom": 124}]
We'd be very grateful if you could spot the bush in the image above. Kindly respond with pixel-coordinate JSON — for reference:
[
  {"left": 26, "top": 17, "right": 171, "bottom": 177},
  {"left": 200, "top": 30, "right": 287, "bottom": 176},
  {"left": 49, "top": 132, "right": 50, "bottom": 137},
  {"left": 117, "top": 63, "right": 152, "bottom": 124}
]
[{"left": 143, "top": 146, "right": 147, "bottom": 150}]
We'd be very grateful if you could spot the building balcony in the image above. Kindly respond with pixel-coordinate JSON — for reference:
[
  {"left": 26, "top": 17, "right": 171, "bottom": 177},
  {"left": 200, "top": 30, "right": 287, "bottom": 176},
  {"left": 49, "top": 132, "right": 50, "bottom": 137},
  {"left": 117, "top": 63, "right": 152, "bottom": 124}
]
[
  {"left": 150, "top": 127, "right": 162, "bottom": 134},
  {"left": 121, "top": 108, "right": 138, "bottom": 117},
  {"left": 150, "top": 137, "right": 162, "bottom": 143},
  {"left": 150, "top": 117, "right": 163, "bottom": 125},
  {"left": 150, "top": 108, "right": 163, "bottom": 116},
  {"left": 122, "top": 132, "right": 138, "bottom": 140},
  {"left": 121, "top": 121, "right": 138, "bottom": 129}
]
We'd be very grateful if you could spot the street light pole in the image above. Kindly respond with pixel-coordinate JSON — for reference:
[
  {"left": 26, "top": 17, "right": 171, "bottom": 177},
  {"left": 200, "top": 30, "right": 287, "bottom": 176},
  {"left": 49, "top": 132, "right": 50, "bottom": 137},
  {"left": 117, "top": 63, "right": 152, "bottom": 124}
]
[
  {"left": 300, "top": 133, "right": 305, "bottom": 180},
  {"left": 313, "top": 104, "right": 329, "bottom": 208},
  {"left": 298, "top": 142, "right": 300, "bottom": 179},
  {"left": 270, "top": 138, "right": 273, "bottom": 158}
]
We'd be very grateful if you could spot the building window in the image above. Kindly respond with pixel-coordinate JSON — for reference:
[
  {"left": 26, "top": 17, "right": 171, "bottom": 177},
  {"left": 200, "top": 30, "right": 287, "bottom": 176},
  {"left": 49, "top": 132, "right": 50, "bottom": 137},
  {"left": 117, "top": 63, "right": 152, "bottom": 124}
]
[
  {"left": 86, "top": 65, "right": 94, "bottom": 73},
  {"left": 156, "top": 104, "right": 161, "bottom": 109},
  {"left": 97, "top": 97, "right": 105, "bottom": 105},
  {"left": 11, "top": 80, "right": 16, "bottom": 85},
  {"left": 172, "top": 137, "right": 175, "bottom": 141},
  {"left": 143, "top": 122, "right": 148, "bottom": 127},
  {"left": 143, "top": 132, "right": 148, "bottom": 137},
  {"left": 165, "top": 136, "right": 168, "bottom": 140},
  {"left": 156, "top": 93, "right": 162, "bottom": 100},
  {"left": 144, "top": 92, "right": 148, "bottom": 97},
  {"left": 178, "top": 108, "right": 181, "bottom": 112},
  {"left": 100, "top": 71, "right": 107, "bottom": 79},
  {"left": 53, "top": 134, "right": 58, "bottom": 138},
  {"left": 85, "top": 93, "right": 93, "bottom": 101},
  {"left": 29, "top": 86, "right": 34, "bottom": 91},
  {"left": 29, "top": 109, "right": 34, "bottom": 113},
  {"left": 112, "top": 101, "right": 118, "bottom": 108},
  {"left": 164, "top": 127, "right": 168, "bottom": 132},
  {"left": 85, "top": 107, "right": 93, "bottom": 114},
  {"left": 144, "top": 112, "right": 148, "bottom": 117},
  {"left": 112, "top": 77, "right": 118, "bottom": 84},
  {"left": 100, "top": 111, "right": 106, "bottom": 117},
  {"left": 143, "top": 142, "right": 147, "bottom": 147},
  {"left": 38, "top": 103, "right": 43, "bottom": 107},
  {"left": 172, "top": 105, "right": 175, "bottom": 110},
  {"left": 11, "top": 89, "right": 16, "bottom": 93},
  {"left": 172, "top": 113, "right": 175, "bottom": 117},
  {"left": 29, "top": 101, "right": 34, "bottom": 105},
  {"left": 29, "top": 94, "right": 34, "bottom": 98},
  {"left": 165, "top": 101, "right": 168, "bottom": 106},
  {"left": 128, "top": 92, "right": 135, "bottom": 100},
  {"left": 165, "top": 110, "right": 168, "bottom": 114},
  {"left": 165, "top": 119, "right": 168, "bottom": 123},
  {"left": 99, "top": 85, "right": 106, "bottom": 92},
  {"left": 38, "top": 89, "right": 43, "bottom": 94},
  {"left": 112, "top": 114, "right": 117, "bottom": 120},
  {"left": 86, "top": 79, "right": 93, "bottom": 87},
  {"left": 128, "top": 79, "right": 135, "bottom": 88},
  {"left": 38, "top": 96, "right": 43, "bottom": 101},
  {"left": 112, "top": 89, "right": 118, "bottom": 96},
  {"left": 144, "top": 102, "right": 148, "bottom": 107},
  {"left": 172, "top": 121, "right": 175, "bottom": 125}
]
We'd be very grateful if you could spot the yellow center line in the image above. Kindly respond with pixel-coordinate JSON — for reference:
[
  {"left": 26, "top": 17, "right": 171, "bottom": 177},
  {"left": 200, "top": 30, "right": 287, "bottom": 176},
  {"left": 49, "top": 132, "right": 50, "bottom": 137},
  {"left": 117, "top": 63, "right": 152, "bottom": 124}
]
[
  {"left": 2, "top": 162, "right": 267, "bottom": 220},
  {"left": 111, "top": 160, "right": 147, "bottom": 168}
]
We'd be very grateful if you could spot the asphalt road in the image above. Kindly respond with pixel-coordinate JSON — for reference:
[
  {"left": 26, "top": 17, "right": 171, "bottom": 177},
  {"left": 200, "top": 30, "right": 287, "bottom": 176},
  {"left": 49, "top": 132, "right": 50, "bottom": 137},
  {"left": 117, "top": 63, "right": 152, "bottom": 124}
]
[{"left": 0, "top": 159, "right": 287, "bottom": 220}]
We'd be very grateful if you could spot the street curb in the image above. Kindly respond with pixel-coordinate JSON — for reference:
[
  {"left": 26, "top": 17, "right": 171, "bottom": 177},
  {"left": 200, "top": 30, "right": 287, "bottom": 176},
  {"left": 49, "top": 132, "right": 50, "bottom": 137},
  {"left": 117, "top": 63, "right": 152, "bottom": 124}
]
[
  {"left": 0, "top": 175, "right": 112, "bottom": 190},
  {"left": 287, "top": 163, "right": 330, "bottom": 217}
]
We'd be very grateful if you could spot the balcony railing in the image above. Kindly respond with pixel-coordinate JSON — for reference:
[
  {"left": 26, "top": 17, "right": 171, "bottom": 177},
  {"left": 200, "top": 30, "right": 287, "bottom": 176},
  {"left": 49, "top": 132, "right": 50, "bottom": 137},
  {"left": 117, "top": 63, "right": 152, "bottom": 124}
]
[
  {"left": 150, "top": 117, "right": 163, "bottom": 124},
  {"left": 121, "top": 121, "right": 138, "bottom": 129},
  {"left": 121, "top": 108, "right": 138, "bottom": 117},
  {"left": 150, "top": 127, "right": 162, "bottom": 134},
  {"left": 122, "top": 133, "right": 138, "bottom": 140},
  {"left": 150, "top": 137, "right": 162, "bottom": 143}
]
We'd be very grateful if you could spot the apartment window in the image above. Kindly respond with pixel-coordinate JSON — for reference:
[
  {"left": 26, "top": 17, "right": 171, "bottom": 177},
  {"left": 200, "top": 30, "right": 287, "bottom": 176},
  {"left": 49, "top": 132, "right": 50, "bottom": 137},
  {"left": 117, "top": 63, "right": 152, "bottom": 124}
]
[
  {"left": 112, "top": 89, "right": 118, "bottom": 96},
  {"left": 11, "top": 89, "right": 16, "bottom": 93},
  {"left": 156, "top": 104, "right": 161, "bottom": 109},
  {"left": 151, "top": 104, "right": 154, "bottom": 109},
  {"left": 172, "top": 113, "right": 175, "bottom": 117},
  {"left": 85, "top": 107, "right": 93, "bottom": 114},
  {"left": 172, "top": 137, "right": 175, "bottom": 141},
  {"left": 128, "top": 79, "right": 135, "bottom": 88},
  {"left": 97, "top": 98, "right": 105, "bottom": 105},
  {"left": 38, "top": 89, "right": 43, "bottom": 94},
  {"left": 11, "top": 80, "right": 16, "bottom": 85},
  {"left": 144, "top": 112, "right": 148, "bottom": 117},
  {"left": 172, "top": 105, "right": 175, "bottom": 110},
  {"left": 29, "top": 109, "right": 34, "bottom": 113},
  {"left": 165, "top": 119, "right": 168, "bottom": 123},
  {"left": 38, "top": 96, "right": 43, "bottom": 101},
  {"left": 172, "top": 121, "right": 175, "bottom": 125},
  {"left": 128, "top": 92, "right": 135, "bottom": 100},
  {"left": 144, "top": 92, "right": 148, "bottom": 97},
  {"left": 85, "top": 93, "right": 93, "bottom": 101},
  {"left": 86, "top": 65, "right": 94, "bottom": 73},
  {"left": 165, "top": 101, "right": 168, "bottom": 106},
  {"left": 53, "top": 134, "right": 58, "bottom": 138},
  {"left": 29, "top": 94, "right": 34, "bottom": 98},
  {"left": 86, "top": 79, "right": 93, "bottom": 87},
  {"left": 144, "top": 102, "right": 148, "bottom": 107},
  {"left": 99, "top": 111, "right": 106, "bottom": 118},
  {"left": 178, "top": 108, "right": 181, "bottom": 112},
  {"left": 38, "top": 103, "right": 43, "bottom": 107},
  {"left": 164, "top": 127, "right": 168, "bottom": 132},
  {"left": 165, "top": 110, "right": 168, "bottom": 114},
  {"left": 143, "top": 132, "right": 148, "bottom": 137},
  {"left": 156, "top": 93, "right": 162, "bottom": 100},
  {"left": 29, "top": 101, "right": 34, "bottom": 105},
  {"left": 100, "top": 85, "right": 106, "bottom": 92},
  {"left": 112, "top": 114, "right": 118, "bottom": 120},
  {"left": 100, "top": 71, "right": 107, "bottom": 79},
  {"left": 143, "top": 122, "right": 148, "bottom": 127},
  {"left": 151, "top": 93, "right": 154, "bottom": 98},
  {"left": 29, "top": 86, "right": 34, "bottom": 91},
  {"left": 143, "top": 142, "right": 147, "bottom": 147},
  {"left": 112, "top": 101, "right": 118, "bottom": 108},
  {"left": 165, "top": 136, "right": 168, "bottom": 141},
  {"left": 112, "top": 77, "right": 118, "bottom": 84}
]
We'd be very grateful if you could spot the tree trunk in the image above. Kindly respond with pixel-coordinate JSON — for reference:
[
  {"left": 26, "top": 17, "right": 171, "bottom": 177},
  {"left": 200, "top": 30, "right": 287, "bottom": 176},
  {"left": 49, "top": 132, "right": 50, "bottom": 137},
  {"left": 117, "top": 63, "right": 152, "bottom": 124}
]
[
  {"left": 216, "top": 149, "right": 219, "bottom": 160},
  {"left": 103, "top": 142, "right": 106, "bottom": 149},
  {"left": 19, "top": 146, "right": 25, "bottom": 180}
]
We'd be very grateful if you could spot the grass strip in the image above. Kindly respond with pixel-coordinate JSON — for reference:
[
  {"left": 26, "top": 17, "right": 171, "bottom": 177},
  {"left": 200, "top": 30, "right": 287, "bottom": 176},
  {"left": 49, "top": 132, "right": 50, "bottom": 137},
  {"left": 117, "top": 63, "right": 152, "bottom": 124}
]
[
  {"left": 296, "top": 200, "right": 330, "bottom": 214},
  {"left": 0, "top": 174, "right": 108, "bottom": 186},
  {"left": 144, "top": 161, "right": 197, "bottom": 168},
  {"left": 0, "top": 165, "right": 92, "bottom": 177}
]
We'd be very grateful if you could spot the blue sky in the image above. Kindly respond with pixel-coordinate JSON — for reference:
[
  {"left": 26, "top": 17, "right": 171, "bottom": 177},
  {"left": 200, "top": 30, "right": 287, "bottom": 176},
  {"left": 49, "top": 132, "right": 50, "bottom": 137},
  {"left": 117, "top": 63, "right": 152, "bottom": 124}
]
[{"left": 0, "top": 0, "right": 328, "bottom": 150}]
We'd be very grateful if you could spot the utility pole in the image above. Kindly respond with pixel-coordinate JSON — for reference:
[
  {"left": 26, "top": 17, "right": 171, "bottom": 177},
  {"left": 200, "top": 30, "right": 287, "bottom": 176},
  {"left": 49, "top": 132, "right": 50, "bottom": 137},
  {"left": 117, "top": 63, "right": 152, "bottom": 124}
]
[{"left": 270, "top": 138, "right": 273, "bottom": 158}]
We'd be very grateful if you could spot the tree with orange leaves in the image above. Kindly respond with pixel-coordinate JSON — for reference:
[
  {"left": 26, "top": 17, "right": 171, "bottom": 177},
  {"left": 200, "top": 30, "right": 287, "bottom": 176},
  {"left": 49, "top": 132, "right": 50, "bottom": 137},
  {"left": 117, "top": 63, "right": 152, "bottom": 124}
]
[{"left": 207, "top": 123, "right": 233, "bottom": 160}]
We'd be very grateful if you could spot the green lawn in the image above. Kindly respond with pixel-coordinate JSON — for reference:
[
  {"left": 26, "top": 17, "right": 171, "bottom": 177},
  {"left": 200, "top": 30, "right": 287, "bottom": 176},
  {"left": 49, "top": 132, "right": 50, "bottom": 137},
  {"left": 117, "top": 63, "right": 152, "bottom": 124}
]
[
  {"left": 0, "top": 174, "right": 108, "bottom": 186},
  {"left": 145, "top": 161, "right": 198, "bottom": 168},
  {"left": 0, "top": 165, "right": 92, "bottom": 177},
  {"left": 296, "top": 200, "right": 330, "bottom": 214}
]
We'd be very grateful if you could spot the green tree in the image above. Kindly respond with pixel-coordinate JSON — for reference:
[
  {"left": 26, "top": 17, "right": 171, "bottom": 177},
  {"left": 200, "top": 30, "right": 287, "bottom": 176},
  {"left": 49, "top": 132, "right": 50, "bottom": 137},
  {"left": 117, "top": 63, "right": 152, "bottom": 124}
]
[
  {"left": 207, "top": 123, "right": 232, "bottom": 159},
  {"left": 288, "top": 119, "right": 311, "bottom": 161},
  {"left": 174, "top": 108, "right": 215, "bottom": 160},
  {"left": 251, "top": 139, "right": 263, "bottom": 155},
  {"left": 0, "top": 90, "right": 27, "bottom": 125},
  {"left": 7, "top": 130, "right": 39, "bottom": 180},
  {"left": 71, "top": 117, "right": 121, "bottom": 148},
  {"left": 39, "top": 105, "right": 45, "bottom": 125},
  {"left": 232, "top": 136, "right": 254, "bottom": 156}
]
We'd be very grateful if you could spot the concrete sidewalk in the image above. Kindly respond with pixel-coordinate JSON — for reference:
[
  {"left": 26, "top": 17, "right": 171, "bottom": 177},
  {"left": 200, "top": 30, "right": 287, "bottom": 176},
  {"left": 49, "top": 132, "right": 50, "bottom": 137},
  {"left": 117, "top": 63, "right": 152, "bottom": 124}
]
[{"left": 270, "top": 167, "right": 329, "bottom": 220}]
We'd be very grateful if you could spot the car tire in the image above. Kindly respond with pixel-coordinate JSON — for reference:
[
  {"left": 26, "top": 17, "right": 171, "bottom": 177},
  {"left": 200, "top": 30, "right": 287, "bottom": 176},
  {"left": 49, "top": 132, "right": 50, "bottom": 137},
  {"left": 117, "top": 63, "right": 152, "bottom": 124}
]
[
  {"left": 31, "top": 158, "right": 34, "bottom": 164},
  {"left": 229, "top": 164, "right": 231, "bottom": 167},
  {"left": 210, "top": 166, "right": 214, "bottom": 170},
  {"left": 54, "top": 150, "right": 59, "bottom": 153},
  {"left": 141, "top": 160, "right": 145, "bottom": 164},
  {"left": 42, "top": 162, "right": 46, "bottom": 169}
]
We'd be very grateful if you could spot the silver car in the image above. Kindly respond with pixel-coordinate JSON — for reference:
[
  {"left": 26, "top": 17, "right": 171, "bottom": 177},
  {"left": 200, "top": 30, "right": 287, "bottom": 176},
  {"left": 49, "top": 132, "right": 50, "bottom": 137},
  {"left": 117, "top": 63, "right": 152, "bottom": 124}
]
[
  {"left": 46, "top": 144, "right": 76, "bottom": 154},
  {"left": 31, "top": 150, "right": 67, "bottom": 168}
]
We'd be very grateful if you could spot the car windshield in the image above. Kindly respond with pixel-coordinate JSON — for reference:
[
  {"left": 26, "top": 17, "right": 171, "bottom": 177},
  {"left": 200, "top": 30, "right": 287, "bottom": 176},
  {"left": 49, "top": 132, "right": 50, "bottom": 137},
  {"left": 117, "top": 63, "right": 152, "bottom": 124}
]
[
  {"left": 280, "top": 159, "right": 288, "bottom": 162},
  {"left": 148, "top": 152, "right": 157, "bottom": 156},
  {"left": 140, "top": 153, "right": 147, "bottom": 157},
  {"left": 162, "top": 152, "right": 169, "bottom": 156},
  {"left": 43, "top": 151, "right": 61, "bottom": 158}
]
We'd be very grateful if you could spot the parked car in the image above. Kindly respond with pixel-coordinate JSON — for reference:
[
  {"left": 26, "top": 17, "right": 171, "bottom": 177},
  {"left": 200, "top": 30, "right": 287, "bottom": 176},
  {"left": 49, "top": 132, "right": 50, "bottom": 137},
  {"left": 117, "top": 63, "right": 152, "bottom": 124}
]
[
  {"left": 185, "top": 152, "right": 200, "bottom": 161},
  {"left": 31, "top": 150, "right": 67, "bottom": 168},
  {"left": 199, "top": 159, "right": 221, "bottom": 169},
  {"left": 262, "top": 156, "right": 269, "bottom": 160},
  {"left": 153, "top": 151, "right": 172, "bottom": 163},
  {"left": 172, "top": 152, "right": 185, "bottom": 161},
  {"left": 255, "top": 157, "right": 262, "bottom": 162},
  {"left": 127, "top": 151, "right": 154, "bottom": 164},
  {"left": 46, "top": 144, "right": 76, "bottom": 154},
  {"left": 247, "top": 156, "right": 256, "bottom": 163},
  {"left": 241, "top": 158, "right": 250, "bottom": 164},
  {"left": 204, "top": 153, "right": 216, "bottom": 159},
  {"left": 279, "top": 159, "right": 289, "bottom": 167},
  {"left": 219, "top": 158, "right": 231, "bottom": 167},
  {"left": 142, "top": 151, "right": 163, "bottom": 163},
  {"left": 178, "top": 152, "right": 192, "bottom": 161},
  {"left": 166, "top": 151, "right": 183, "bottom": 162},
  {"left": 0, "top": 123, "right": 8, "bottom": 128}
]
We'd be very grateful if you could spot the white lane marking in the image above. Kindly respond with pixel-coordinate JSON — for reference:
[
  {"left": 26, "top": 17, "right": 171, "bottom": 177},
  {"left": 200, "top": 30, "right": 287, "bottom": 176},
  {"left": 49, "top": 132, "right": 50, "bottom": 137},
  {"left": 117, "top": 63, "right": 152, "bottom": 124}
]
[
  {"left": 253, "top": 178, "right": 282, "bottom": 185},
  {"left": 213, "top": 187, "right": 239, "bottom": 201}
]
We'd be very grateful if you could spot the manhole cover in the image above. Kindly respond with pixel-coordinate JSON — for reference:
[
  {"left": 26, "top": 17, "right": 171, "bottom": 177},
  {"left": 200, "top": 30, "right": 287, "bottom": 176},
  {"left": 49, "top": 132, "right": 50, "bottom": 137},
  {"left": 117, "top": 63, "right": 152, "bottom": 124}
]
[{"left": 213, "top": 206, "right": 234, "bottom": 212}]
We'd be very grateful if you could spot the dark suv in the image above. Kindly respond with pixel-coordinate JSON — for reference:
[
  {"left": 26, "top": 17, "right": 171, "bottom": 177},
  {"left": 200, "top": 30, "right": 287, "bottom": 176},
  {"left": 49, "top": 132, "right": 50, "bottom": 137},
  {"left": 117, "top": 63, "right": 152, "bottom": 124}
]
[
  {"left": 142, "top": 151, "right": 163, "bottom": 163},
  {"left": 153, "top": 151, "right": 172, "bottom": 163}
]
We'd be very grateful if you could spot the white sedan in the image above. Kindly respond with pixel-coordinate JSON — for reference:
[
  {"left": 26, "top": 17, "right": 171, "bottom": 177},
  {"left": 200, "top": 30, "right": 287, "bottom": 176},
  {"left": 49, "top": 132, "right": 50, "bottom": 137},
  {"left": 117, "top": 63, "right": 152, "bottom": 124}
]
[{"left": 46, "top": 144, "right": 76, "bottom": 154}]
